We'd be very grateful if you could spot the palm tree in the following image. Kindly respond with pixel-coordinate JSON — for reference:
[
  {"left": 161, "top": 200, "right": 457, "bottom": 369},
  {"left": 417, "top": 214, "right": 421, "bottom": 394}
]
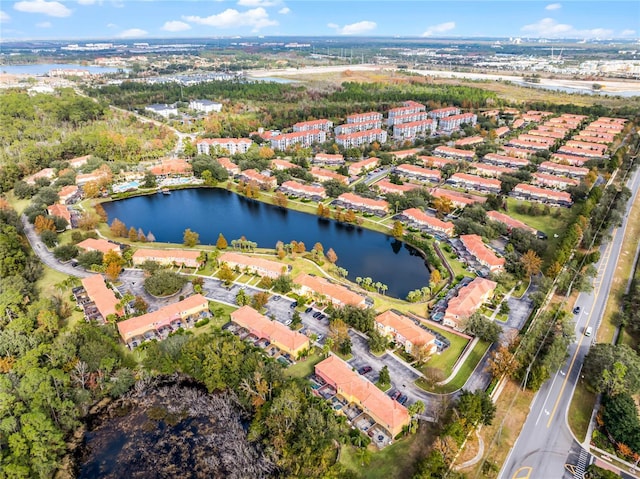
[
  {"left": 356, "top": 277, "right": 363, "bottom": 287},
  {"left": 380, "top": 284, "right": 388, "bottom": 295},
  {"left": 231, "top": 239, "right": 238, "bottom": 250},
  {"left": 374, "top": 281, "right": 382, "bottom": 293}
]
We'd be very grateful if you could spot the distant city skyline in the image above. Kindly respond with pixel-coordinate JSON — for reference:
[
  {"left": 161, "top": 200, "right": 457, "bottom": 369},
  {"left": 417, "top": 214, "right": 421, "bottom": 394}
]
[{"left": 0, "top": 1, "right": 638, "bottom": 42}]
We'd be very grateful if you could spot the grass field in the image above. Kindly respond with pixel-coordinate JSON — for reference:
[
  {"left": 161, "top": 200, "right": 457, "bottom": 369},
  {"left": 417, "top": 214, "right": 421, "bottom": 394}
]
[
  {"left": 568, "top": 379, "right": 597, "bottom": 443},
  {"left": 504, "top": 199, "right": 568, "bottom": 238},
  {"left": 419, "top": 331, "right": 470, "bottom": 378},
  {"left": 285, "top": 350, "right": 323, "bottom": 379}
]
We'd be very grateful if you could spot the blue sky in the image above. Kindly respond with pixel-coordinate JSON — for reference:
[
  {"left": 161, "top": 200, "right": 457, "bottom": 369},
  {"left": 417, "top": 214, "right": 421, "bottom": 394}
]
[{"left": 1, "top": 1, "right": 638, "bottom": 41}]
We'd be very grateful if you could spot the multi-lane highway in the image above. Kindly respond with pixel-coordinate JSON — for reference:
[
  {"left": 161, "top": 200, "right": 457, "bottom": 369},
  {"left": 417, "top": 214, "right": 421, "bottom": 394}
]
[{"left": 500, "top": 165, "right": 640, "bottom": 479}]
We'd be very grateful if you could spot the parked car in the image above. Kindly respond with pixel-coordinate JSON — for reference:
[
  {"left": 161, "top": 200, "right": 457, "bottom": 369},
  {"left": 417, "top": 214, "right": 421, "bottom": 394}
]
[
  {"left": 358, "top": 365, "right": 373, "bottom": 375},
  {"left": 312, "top": 312, "right": 321, "bottom": 318},
  {"left": 273, "top": 296, "right": 280, "bottom": 301},
  {"left": 398, "top": 394, "right": 408, "bottom": 405},
  {"left": 573, "top": 306, "right": 581, "bottom": 315},
  {"left": 284, "top": 319, "right": 292, "bottom": 326},
  {"left": 390, "top": 390, "right": 401, "bottom": 400},
  {"left": 290, "top": 302, "right": 297, "bottom": 309}
]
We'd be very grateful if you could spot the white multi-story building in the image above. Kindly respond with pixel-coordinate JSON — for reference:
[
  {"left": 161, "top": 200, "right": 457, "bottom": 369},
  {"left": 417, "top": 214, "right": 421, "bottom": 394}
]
[
  {"left": 393, "top": 119, "right": 436, "bottom": 140},
  {"left": 428, "top": 106, "right": 461, "bottom": 119},
  {"left": 334, "top": 120, "right": 382, "bottom": 135},
  {"left": 189, "top": 99, "right": 222, "bottom": 113},
  {"left": 270, "top": 130, "right": 327, "bottom": 150},
  {"left": 145, "top": 103, "right": 178, "bottom": 118},
  {"left": 196, "top": 138, "right": 253, "bottom": 155},
  {"left": 346, "top": 111, "right": 383, "bottom": 124},
  {"left": 335, "top": 129, "right": 387, "bottom": 148},
  {"left": 292, "top": 119, "right": 333, "bottom": 132},
  {"left": 386, "top": 111, "right": 429, "bottom": 126},
  {"left": 438, "top": 113, "right": 477, "bottom": 132}
]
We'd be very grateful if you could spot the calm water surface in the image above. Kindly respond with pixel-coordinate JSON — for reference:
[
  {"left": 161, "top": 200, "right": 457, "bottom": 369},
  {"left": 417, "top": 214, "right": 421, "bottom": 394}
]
[{"left": 103, "top": 188, "right": 431, "bottom": 298}]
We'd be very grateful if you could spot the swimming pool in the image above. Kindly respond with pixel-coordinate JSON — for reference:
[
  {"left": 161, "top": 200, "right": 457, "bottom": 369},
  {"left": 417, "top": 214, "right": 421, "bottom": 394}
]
[{"left": 112, "top": 180, "right": 141, "bottom": 193}]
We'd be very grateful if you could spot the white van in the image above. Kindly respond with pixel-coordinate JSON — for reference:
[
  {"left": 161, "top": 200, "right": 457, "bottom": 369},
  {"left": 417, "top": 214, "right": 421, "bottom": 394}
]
[{"left": 584, "top": 326, "right": 592, "bottom": 337}]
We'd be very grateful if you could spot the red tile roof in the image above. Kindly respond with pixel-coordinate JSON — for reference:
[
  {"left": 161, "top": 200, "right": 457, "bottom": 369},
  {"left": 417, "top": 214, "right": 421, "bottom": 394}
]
[
  {"left": 219, "top": 251, "right": 285, "bottom": 277},
  {"left": 402, "top": 208, "right": 454, "bottom": 235},
  {"left": 337, "top": 192, "right": 389, "bottom": 212},
  {"left": 150, "top": 158, "right": 192, "bottom": 176},
  {"left": 460, "top": 234, "right": 505, "bottom": 270},
  {"left": 294, "top": 273, "right": 366, "bottom": 307},
  {"left": 76, "top": 238, "right": 120, "bottom": 255},
  {"left": 445, "top": 277, "right": 497, "bottom": 321},
  {"left": 82, "top": 274, "right": 123, "bottom": 319},
  {"left": 486, "top": 210, "right": 536, "bottom": 233},
  {"left": 375, "top": 310, "right": 436, "bottom": 349},
  {"left": 47, "top": 204, "right": 71, "bottom": 224}
]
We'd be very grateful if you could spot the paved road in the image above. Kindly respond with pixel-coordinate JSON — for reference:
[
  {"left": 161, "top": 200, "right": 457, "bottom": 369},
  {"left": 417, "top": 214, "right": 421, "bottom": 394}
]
[{"left": 499, "top": 165, "right": 640, "bottom": 479}]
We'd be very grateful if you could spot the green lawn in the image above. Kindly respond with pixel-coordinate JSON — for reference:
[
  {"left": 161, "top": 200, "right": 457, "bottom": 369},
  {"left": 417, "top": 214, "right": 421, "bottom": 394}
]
[
  {"left": 285, "top": 350, "right": 324, "bottom": 379},
  {"left": 446, "top": 253, "right": 475, "bottom": 280},
  {"left": 504, "top": 198, "right": 568, "bottom": 238},
  {"left": 420, "top": 340, "right": 490, "bottom": 394},
  {"left": 419, "top": 330, "right": 470, "bottom": 378},
  {"left": 568, "top": 378, "right": 596, "bottom": 443}
]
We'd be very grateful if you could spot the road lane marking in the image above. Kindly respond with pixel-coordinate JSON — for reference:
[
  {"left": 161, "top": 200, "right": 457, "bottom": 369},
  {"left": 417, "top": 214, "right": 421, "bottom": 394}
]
[
  {"left": 512, "top": 466, "right": 533, "bottom": 479},
  {"left": 546, "top": 222, "right": 615, "bottom": 428}
]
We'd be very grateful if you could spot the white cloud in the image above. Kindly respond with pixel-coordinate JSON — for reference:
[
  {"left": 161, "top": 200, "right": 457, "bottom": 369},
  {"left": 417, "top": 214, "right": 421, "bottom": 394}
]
[
  {"left": 183, "top": 7, "right": 277, "bottom": 32},
  {"left": 421, "top": 21, "right": 455, "bottom": 37},
  {"left": 106, "top": 22, "right": 117, "bottom": 28},
  {"left": 545, "top": 3, "right": 562, "bottom": 10},
  {"left": 162, "top": 20, "right": 191, "bottom": 32},
  {"left": 0, "top": 10, "right": 10, "bottom": 23},
  {"left": 14, "top": 0, "right": 72, "bottom": 17},
  {"left": 77, "top": 0, "right": 98, "bottom": 4},
  {"left": 119, "top": 28, "right": 147, "bottom": 38},
  {"left": 237, "top": 0, "right": 279, "bottom": 6},
  {"left": 278, "top": 7, "right": 290, "bottom": 15},
  {"left": 620, "top": 29, "right": 636, "bottom": 37},
  {"left": 328, "top": 20, "right": 376, "bottom": 35},
  {"left": 36, "top": 20, "right": 51, "bottom": 27},
  {"left": 521, "top": 17, "right": 613, "bottom": 38}
]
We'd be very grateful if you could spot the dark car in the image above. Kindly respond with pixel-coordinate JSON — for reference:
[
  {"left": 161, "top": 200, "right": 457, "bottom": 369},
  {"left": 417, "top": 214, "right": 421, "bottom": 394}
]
[
  {"left": 313, "top": 312, "right": 321, "bottom": 318},
  {"left": 273, "top": 296, "right": 281, "bottom": 301},
  {"left": 358, "top": 366, "right": 372, "bottom": 375},
  {"left": 390, "top": 390, "right": 401, "bottom": 400},
  {"left": 290, "top": 302, "right": 297, "bottom": 309},
  {"left": 573, "top": 306, "right": 581, "bottom": 315},
  {"left": 398, "top": 394, "right": 408, "bottom": 405},
  {"left": 305, "top": 307, "right": 312, "bottom": 313}
]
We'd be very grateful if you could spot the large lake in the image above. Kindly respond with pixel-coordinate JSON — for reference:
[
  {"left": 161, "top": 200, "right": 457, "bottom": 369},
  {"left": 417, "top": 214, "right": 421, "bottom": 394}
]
[{"left": 103, "top": 188, "right": 431, "bottom": 298}]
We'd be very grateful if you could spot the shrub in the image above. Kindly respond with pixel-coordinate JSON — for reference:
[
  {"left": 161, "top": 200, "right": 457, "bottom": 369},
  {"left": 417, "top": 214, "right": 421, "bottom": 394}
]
[
  {"left": 144, "top": 271, "right": 187, "bottom": 297},
  {"left": 195, "top": 318, "right": 210, "bottom": 328}
]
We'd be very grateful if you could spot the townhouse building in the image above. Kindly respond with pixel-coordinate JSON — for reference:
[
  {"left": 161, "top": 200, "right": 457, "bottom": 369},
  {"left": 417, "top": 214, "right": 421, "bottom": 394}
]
[
  {"left": 460, "top": 234, "right": 505, "bottom": 272},
  {"left": 433, "top": 145, "right": 475, "bottom": 161},
  {"left": 564, "top": 140, "right": 608, "bottom": 155},
  {"left": 550, "top": 153, "right": 590, "bottom": 166},
  {"left": 25, "top": 168, "right": 56, "bottom": 185},
  {"left": 493, "top": 126, "right": 510, "bottom": 138},
  {"left": 419, "top": 155, "right": 455, "bottom": 169},
  {"left": 443, "top": 277, "right": 497, "bottom": 330},
  {"left": 132, "top": 248, "right": 202, "bottom": 268},
  {"left": 500, "top": 146, "right": 533, "bottom": 159},
  {"left": 46, "top": 204, "right": 72, "bottom": 228},
  {"left": 279, "top": 180, "right": 327, "bottom": 200},
  {"left": 430, "top": 188, "right": 487, "bottom": 208},
  {"left": 270, "top": 159, "right": 298, "bottom": 171},
  {"left": 556, "top": 146, "right": 605, "bottom": 160},
  {"left": 335, "top": 129, "right": 387, "bottom": 148},
  {"left": 469, "top": 162, "right": 516, "bottom": 178},
  {"left": 81, "top": 274, "right": 123, "bottom": 322},
  {"left": 448, "top": 173, "right": 502, "bottom": 194},
  {"left": 394, "top": 164, "right": 442, "bottom": 183},
  {"left": 390, "top": 148, "right": 422, "bottom": 160},
  {"left": 454, "top": 136, "right": 484, "bottom": 147},
  {"left": 311, "top": 167, "right": 349, "bottom": 185},
  {"left": 231, "top": 306, "right": 310, "bottom": 358},
  {"left": 67, "top": 154, "right": 91, "bottom": 169},
  {"left": 313, "top": 153, "right": 345, "bottom": 166},
  {"left": 511, "top": 183, "right": 573, "bottom": 206},
  {"left": 375, "top": 310, "right": 437, "bottom": 355},
  {"left": 401, "top": 208, "right": 455, "bottom": 237},
  {"left": 314, "top": 356, "right": 410, "bottom": 438},
  {"left": 217, "top": 157, "right": 240, "bottom": 175},
  {"left": 219, "top": 251, "right": 287, "bottom": 278},
  {"left": 58, "top": 185, "right": 80, "bottom": 204},
  {"left": 532, "top": 172, "right": 579, "bottom": 190},
  {"left": 486, "top": 210, "right": 536, "bottom": 234},
  {"left": 537, "top": 161, "right": 588, "bottom": 178},
  {"left": 482, "top": 153, "right": 529, "bottom": 168},
  {"left": 375, "top": 179, "right": 419, "bottom": 195},
  {"left": 238, "top": 169, "right": 278, "bottom": 190},
  {"left": 196, "top": 138, "right": 252, "bottom": 155},
  {"left": 348, "top": 157, "right": 380, "bottom": 176},
  {"left": 506, "top": 139, "right": 550, "bottom": 151},
  {"left": 149, "top": 158, "right": 192, "bottom": 177},
  {"left": 336, "top": 192, "right": 389, "bottom": 215},
  {"left": 76, "top": 238, "right": 121, "bottom": 255},
  {"left": 294, "top": 273, "right": 367, "bottom": 308}
]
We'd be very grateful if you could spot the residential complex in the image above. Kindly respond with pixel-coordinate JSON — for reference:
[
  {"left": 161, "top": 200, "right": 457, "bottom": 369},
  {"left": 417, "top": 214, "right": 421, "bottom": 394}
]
[
  {"left": 460, "top": 234, "right": 505, "bottom": 272},
  {"left": 375, "top": 310, "right": 437, "bottom": 356},
  {"left": 219, "top": 251, "right": 288, "bottom": 278},
  {"left": 443, "top": 277, "right": 497, "bottom": 329},
  {"left": 196, "top": 138, "right": 253, "bottom": 155},
  {"left": 80, "top": 274, "right": 123, "bottom": 322},
  {"left": 231, "top": 305, "right": 310, "bottom": 357},
  {"left": 294, "top": 273, "right": 366, "bottom": 308},
  {"left": 336, "top": 192, "right": 389, "bottom": 215},
  {"left": 280, "top": 180, "right": 327, "bottom": 200},
  {"left": 401, "top": 208, "right": 455, "bottom": 237},
  {"left": 132, "top": 248, "right": 202, "bottom": 268}
]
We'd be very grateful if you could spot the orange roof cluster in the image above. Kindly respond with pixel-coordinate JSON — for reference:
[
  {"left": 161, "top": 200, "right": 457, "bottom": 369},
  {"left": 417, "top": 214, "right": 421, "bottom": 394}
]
[
  {"left": 454, "top": 136, "right": 484, "bottom": 146},
  {"left": 150, "top": 158, "right": 192, "bottom": 176},
  {"left": 431, "top": 187, "right": 487, "bottom": 207},
  {"left": 219, "top": 251, "right": 285, "bottom": 277},
  {"left": 281, "top": 180, "right": 326, "bottom": 196},
  {"left": 82, "top": 274, "right": 123, "bottom": 319},
  {"left": 376, "top": 310, "right": 436, "bottom": 348},
  {"left": 337, "top": 192, "right": 389, "bottom": 212},
  {"left": 460, "top": 234, "right": 505, "bottom": 270},
  {"left": 376, "top": 179, "right": 419, "bottom": 194},
  {"left": 445, "top": 277, "right": 497, "bottom": 320},
  {"left": 47, "top": 204, "right": 71, "bottom": 223},
  {"left": 486, "top": 210, "right": 536, "bottom": 233},
  {"left": 402, "top": 208, "right": 454, "bottom": 234},
  {"left": 231, "top": 305, "right": 309, "bottom": 353},
  {"left": 271, "top": 159, "right": 297, "bottom": 170},
  {"left": 76, "top": 238, "right": 120, "bottom": 255},
  {"left": 294, "top": 273, "right": 365, "bottom": 307},
  {"left": 315, "top": 355, "right": 409, "bottom": 435},
  {"left": 117, "top": 294, "right": 209, "bottom": 341},
  {"left": 434, "top": 145, "right": 475, "bottom": 158},
  {"left": 391, "top": 148, "right": 422, "bottom": 159},
  {"left": 311, "top": 166, "right": 349, "bottom": 184},
  {"left": 132, "top": 248, "right": 201, "bottom": 265}
]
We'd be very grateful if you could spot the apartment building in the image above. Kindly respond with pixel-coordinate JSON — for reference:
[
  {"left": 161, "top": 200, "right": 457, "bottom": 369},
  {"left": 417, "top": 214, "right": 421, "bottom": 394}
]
[
  {"left": 196, "top": 138, "right": 252, "bottom": 155},
  {"left": 431, "top": 188, "right": 487, "bottom": 208},
  {"left": 469, "top": 162, "right": 516, "bottom": 178},
  {"left": 189, "top": 99, "right": 222, "bottom": 113},
  {"left": 76, "top": 238, "right": 121, "bottom": 255},
  {"left": 335, "top": 120, "right": 382, "bottom": 135},
  {"left": 294, "top": 273, "right": 366, "bottom": 308},
  {"left": 387, "top": 111, "right": 429, "bottom": 126},
  {"left": 58, "top": 185, "right": 80, "bottom": 205},
  {"left": 219, "top": 251, "right": 287, "bottom": 278},
  {"left": 25, "top": 168, "right": 55, "bottom": 185},
  {"left": 81, "top": 274, "right": 123, "bottom": 322},
  {"left": 346, "top": 111, "right": 383, "bottom": 124},
  {"left": 231, "top": 306, "right": 310, "bottom": 358},
  {"left": 482, "top": 153, "right": 529, "bottom": 168},
  {"left": 443, "top": 277, "right": 497, "bottom": 330},
  {"left": 433, "top": 145, "right": 475, "bottom": 160},
  {"left": 438, "top": 113, "right": 477, "bottom": 132},
  {"left": 336, "top": 192, "right": 389, "bottom": 215},
  {"left": 511, "top": 183, "right": 573, "bottom": 206},
  {"left": 47, "top": 204, "right": 71, "bottom": 227},
  {"left": 392, "top": 119, "right": 436, "bottom": 140},
  {"left": 270, "top": 130, "right": 327, "bottom": 150},
  {"left": 460, "top": 234, "right": 505, "bottom": 272},
  {"left": 448, "top": 173, "right": 502, "bottom": 194},
  {"left": 348, "top": 157, "right": 380, "bottom": 176},
  {"left": 394, "top": 164, "right": 441, "bottom": 183},
  {"left": 375, "top": 310, "right": 437, "bottom": 355},
  {"left": 387, "top": 100, "right": 426, "bottom": 123},
  {"left": 292, "top": 119, "right": 333, "bottom": 132},
  {"left": 132, "top": 248, "right": 202, "bottom": 268},
  {"left": 311, "top": 167, "right": 349, "bottom": 185},
  {"left": 279, "top": 180, "right": 327, "bottom": 200},
  {"left": 401, "top": 208, "right": 455, "bottom": 237},
  {"left": 454, "top": 136, "right": 484, "bottom": 147},
  {"left": 145, "top": 103, "right": 178, "bottom": 118},
  {"left": 375, "top": 179, "right": 419, "bottom": 195},
  {"left": 217, "top": 157, "right": 240, "bottom": 175},
  {"left": 313, "top": 153, "right": 345, "bottom": 166},
  {"left": 238, "top": 169, "right": 277, "bottom": 189},
  {"left": 428, "top": 106, "right": 461, "bottom": 119},
  {"left": 335, "top": 129, "right": 388, "bottom": 148}
]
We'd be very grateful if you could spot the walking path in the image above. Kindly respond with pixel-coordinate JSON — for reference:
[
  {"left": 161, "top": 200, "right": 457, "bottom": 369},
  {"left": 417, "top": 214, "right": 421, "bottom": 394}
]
[{"left": 455, "top": 429, "right": 485, "bottom": 470}]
